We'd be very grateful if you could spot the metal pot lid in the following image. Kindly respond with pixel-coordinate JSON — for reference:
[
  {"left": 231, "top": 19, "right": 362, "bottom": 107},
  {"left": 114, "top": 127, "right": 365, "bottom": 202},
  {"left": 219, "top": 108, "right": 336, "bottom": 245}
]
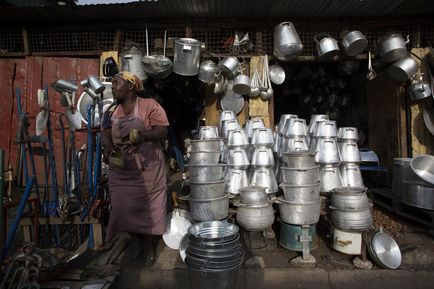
[
  {"left": 163, "top": 212, "right": 192, "bottom": 250},
  {"left": 368, "top": 229, "right": 401, "bottom": 269},
  {"left": 269, "top": 64, "right": 286, "bottom": 85},
  {"left": 423, "top": 106, "right": 434, "bottom": 136}
]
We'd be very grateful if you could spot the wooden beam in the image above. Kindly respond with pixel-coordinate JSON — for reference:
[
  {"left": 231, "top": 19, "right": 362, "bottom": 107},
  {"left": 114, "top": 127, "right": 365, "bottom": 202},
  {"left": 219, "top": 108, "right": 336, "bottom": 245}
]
[
  {"left": 22, "top": 27, "right": 30, "bottom": 56},
  {"left": 410, "top": 47, "right": 434, "bottom": 156}
]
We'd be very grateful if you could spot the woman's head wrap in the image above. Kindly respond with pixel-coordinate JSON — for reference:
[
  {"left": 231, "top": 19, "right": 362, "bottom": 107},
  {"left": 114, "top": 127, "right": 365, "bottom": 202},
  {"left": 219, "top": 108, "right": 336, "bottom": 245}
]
[{"left": 115, "top": 71, "right": 144, "bottom": 92}]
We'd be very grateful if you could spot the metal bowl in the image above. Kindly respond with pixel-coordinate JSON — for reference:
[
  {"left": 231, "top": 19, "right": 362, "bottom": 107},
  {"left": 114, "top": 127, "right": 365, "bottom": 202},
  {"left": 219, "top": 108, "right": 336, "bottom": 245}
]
[
  {"left": 368, "top": 230, "right": 401, "bottom": 269},
  {"left": 188, "top": 221, "right": 239, "bottom": 242},
  {"left": 410, "top": 154, "right": 434, "bottom": 185}
]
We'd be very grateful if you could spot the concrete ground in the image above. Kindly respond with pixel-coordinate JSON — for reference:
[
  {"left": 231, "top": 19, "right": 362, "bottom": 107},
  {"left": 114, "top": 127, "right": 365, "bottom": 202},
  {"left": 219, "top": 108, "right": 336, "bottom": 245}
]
[
  {"left": 111, "top": 217, "right": 434, "bottom": 289},
  {"left": 110, "top": 172, "right": 434, "bottom": 288}
]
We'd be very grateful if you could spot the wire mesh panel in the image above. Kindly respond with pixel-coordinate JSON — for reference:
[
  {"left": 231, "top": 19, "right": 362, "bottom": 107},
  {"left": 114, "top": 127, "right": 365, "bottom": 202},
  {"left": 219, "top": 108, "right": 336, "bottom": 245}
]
[
  {"left": 28, "top": 29, "right": 116, "bottom": 53},
  {"left": 0, "top": 21, "right": 432, "bottom": 56},
  {"left": 121, "top": 27, "right": 185, "bottom": 56},
  {"left": 0, "top": 29, "right": 24, "bottom": 54}
]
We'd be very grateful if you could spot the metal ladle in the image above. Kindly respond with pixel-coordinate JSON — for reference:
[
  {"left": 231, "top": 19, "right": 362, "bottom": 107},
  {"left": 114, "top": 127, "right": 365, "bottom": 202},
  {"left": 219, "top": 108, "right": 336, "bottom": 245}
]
[
  {"left": 366, "top": 51, "right": 377, "bottom": 80},
  {"left": 265, "top": 55, "right": 274, "bottom": 99},
  {"left": 250, "top": 68, "right": 260, "bottom": 97}
]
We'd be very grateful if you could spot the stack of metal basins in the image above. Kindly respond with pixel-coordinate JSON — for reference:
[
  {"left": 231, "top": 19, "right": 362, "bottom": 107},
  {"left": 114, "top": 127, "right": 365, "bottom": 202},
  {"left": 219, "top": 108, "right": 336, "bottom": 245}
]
[
  {"left": 187, "top": 133, "right": 229, "bottom": 221},
  {"left": 277, "top": 151, "right": 321, "bottom": 251},
  {"left": 278, "top": 117, "right": 309, "bottom": 182},
  {"left": 329, "top": 186, "right": 373, "bottom": 255},
  {"left": 245, "top": 117, "right": 266, "bottom": 162},
  {"left": 338, "top": 127, "right": 364, "bottom": 188},
  {"left": 310, "top": 119, "right": 342, "bottom": 195},
  {"left": 236, "top": 186, "right": 275, "bottom": 231},
  {"left": 273, "top": 114, "right": 298, "bottom": 179},
  {"left": 249, "top": 124, "right": 278, "bottom": 195},
  {"left": 186, "top": 221, "right": 244, "bottom": 289},
  {"left": 224, "top": 128, "right": 250, "bottom": 195}
]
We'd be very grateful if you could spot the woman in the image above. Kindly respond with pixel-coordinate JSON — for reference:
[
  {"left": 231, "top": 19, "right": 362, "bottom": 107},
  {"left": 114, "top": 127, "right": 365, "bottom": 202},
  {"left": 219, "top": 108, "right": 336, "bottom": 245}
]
[{"left": 101, "top": 71, "right": 169, "bottom": 266}]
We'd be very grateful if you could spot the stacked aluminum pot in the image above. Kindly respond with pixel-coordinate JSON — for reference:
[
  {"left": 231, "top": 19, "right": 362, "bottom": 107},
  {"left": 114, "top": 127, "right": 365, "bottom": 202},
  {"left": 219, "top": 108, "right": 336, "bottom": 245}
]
[
  {"left": 225, "top": 128, "right": 250, "bottom": 195},
  {"left": 185, "top": 221, "right": 243, "bottom": 289},
  {"left": 236, "top": 186, "right": 275, "bottom": 231},
  {"left": 337, "top": 127, "right": 364, "bottom": 188},
  {"left": 329, "top": 186, "right": 373, "bottom": 255},
  {"left": 309, "top": 118, "right": 342, "bottom": 195},
  {"left": 219, "top": 111, "right": 250, "bottom": 196},
  {"left": 187, "top": 125, "right": 229, "bottom": 222},
  {"left": 247, "top": 118, "right": 278, "bottom": 195},
  {"left": 277, "top": 150, "right": 321, "bottom": 252}
]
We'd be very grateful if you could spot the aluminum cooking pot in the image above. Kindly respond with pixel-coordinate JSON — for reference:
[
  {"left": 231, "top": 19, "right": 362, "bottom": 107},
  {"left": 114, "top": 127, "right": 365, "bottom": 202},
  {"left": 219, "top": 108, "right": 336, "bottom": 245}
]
[
  {"left": 233, "top": 74, "right": 251, "bottom": 95},
  {"left": 198, "top": 60, "right": 218, "bottom": 83},
  {"left": 408, "top": 81, "right": 432, "bottom": 101},
  {"left": 273, "top": 22, "right": 303, "bottom": 61},
  {"left": 388, "top": 56, "right": 418, "bottom": 82},
  {"left": 341, "top": 30, "right": 368, "bottom": 56},
  {"left": 378, "top": 34, "right": 410, "bottom": 63},
  {"left": 173, "top": 38, "right": 202, "bottom": 76},
  {"left": 218, "top": 56, "right": 240, "bottom": 80},
  {"left": 315, "top": 34, "right": 340, "bottom": 60},
  {"left": 121, "top": 49, "right": 148, "bottom": 82}
]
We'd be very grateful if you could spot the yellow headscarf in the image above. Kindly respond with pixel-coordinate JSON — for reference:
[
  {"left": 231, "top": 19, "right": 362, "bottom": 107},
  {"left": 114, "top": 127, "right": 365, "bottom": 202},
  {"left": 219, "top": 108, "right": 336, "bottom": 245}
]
[{"left": 115, "top": 71, "right": 144, "bottom": 92}]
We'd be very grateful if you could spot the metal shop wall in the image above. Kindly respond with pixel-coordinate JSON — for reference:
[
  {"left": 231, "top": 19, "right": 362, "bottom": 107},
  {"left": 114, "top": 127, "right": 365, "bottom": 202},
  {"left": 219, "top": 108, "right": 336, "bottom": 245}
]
[{"left": 0, "top": 57, "right": 99, "bottom": 184}]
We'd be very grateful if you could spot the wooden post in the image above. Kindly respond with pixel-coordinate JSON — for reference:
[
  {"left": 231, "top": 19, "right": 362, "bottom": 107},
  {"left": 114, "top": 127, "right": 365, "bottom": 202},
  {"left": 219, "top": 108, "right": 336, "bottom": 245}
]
[
  {"left": 249, "top": 55, "right": 274, "bottom": 128},
  {"left": 22, "top": 27, "right": 30, "bottom": 56},
  {"left": 113, "top": 28, "right": 122, "bottom": 51},
  {"left": 409, "top": 48, "right": 434, "bottom": 156}
]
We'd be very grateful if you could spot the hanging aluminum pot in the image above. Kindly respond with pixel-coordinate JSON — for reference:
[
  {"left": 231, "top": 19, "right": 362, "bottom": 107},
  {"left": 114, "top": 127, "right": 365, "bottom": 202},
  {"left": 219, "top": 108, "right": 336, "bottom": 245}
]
[
  {"left": 341, "top": 30, "right": 368, "bottom": 56},
  {"left": 121, "top": 49, "right": 148, "bottom": 82},
  {"left": 273, "top": 22, "right": 303, "bottom": 61},
  {"left": 378, "top": 34, "right": 410, "bottom": 64},
  {"left": 408, "top": 80, "right": 432, "bottom": 101},
  {"left": 218, "top": 56, "right": 240, "bottom": 80},
  {"left": 173, "top": 38, "right": 202, "bottom": 76},
  {"left": 198, "top": 60, "right": 218, "bottom": 83},
  {"left": 315, "top": 34, "right": 340, "bottom": 60},
  {"left": 388, "top": 56, "right": 418, "bottom": 82},
  {"left": 233, "top": 74, "right": 251, "bottom": 95}
]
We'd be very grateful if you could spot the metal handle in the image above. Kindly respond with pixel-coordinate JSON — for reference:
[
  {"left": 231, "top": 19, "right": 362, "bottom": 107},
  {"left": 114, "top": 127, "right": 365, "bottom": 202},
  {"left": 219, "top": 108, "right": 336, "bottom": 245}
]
[
  {"left": 172, "top": 191, "right": 179, "bottom": 208},
  {"left": 183, "top": 45, "right": 192, "bottom": 53}
]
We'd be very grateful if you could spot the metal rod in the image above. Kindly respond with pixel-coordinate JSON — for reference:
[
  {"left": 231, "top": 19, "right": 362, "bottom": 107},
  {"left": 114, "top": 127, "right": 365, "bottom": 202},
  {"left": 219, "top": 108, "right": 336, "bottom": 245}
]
[
  {"left": 0, "top": 150, "right": 4, "bottom": 249},
  {"left": 1, "top": 176, "right": 35, "bottom": 261}
]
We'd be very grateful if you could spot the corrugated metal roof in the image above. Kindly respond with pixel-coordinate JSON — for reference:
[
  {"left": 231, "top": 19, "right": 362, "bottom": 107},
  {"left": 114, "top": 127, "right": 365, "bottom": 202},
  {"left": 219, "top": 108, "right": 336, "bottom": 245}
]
[{"left": 1, "top": 0, "right": 433, "bottom": 26}]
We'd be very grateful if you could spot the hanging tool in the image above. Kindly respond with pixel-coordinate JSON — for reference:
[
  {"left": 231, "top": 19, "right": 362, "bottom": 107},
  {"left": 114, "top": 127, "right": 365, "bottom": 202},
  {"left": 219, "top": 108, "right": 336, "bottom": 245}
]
[
  {"left": 35, "top": 89, "right": 48, "bottom": 136},
  {"left": 14, "top": 88, "right": 29, "bottom": 188},
  {"left": 80, "top": 104, "right": 95, "bottom": 221},
  {"left": 0, "top": 150, "right": 4, "bottom": 249},
  {"left": 57, "top": 113, "right": 70, "bottom": 220},
  {"left": 16, "top": 88, "right": 40, "bottom": 198}
]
